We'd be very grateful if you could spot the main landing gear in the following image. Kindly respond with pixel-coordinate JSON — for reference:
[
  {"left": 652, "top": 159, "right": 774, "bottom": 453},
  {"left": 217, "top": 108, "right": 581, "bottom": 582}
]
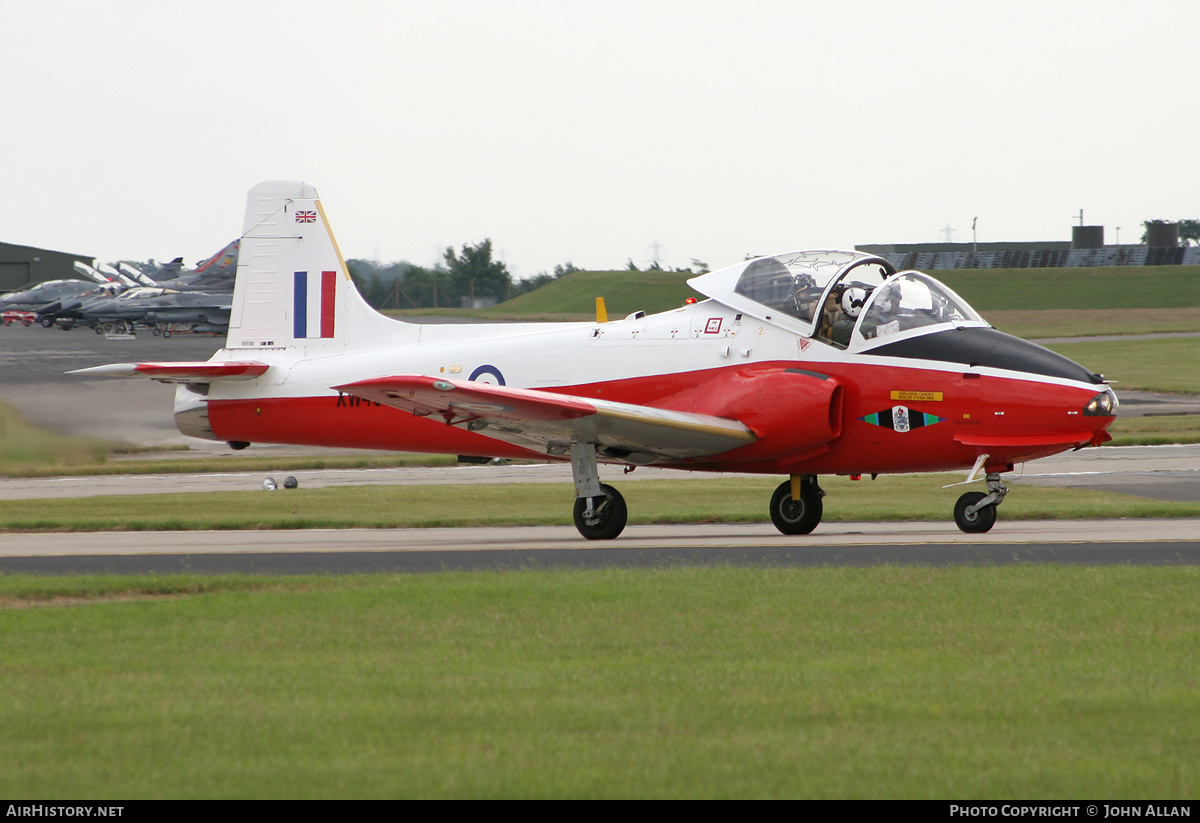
[
  {"left": 953, "top": 473, "right": 1009, "bottom": 534},
  {"left": 569, "top": 442, "right": 629, "bottom": 540},
  {"left": 769, "top": 474, "right": 824, "bottom": 535}
]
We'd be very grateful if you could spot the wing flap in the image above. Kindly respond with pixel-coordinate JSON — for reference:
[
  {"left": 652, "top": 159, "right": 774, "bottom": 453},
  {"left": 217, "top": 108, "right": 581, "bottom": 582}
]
[
  {"left": 337, "top": 375, "right": 756, "bottom": 461},
  {"left": 68, "top": 361, "right": 269, "bottom": 383}
]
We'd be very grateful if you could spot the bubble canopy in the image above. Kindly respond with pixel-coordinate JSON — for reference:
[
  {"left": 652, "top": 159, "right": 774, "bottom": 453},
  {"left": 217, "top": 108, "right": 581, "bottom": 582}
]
[{"left": 687, "top": 250, "right": 987, "bottom": 349}]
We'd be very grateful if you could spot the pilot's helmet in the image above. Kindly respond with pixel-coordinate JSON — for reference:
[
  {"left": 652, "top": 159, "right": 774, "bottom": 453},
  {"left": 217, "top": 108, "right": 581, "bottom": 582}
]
[{"left": 842, "top": 287, "right": 869, "bottom": 317}]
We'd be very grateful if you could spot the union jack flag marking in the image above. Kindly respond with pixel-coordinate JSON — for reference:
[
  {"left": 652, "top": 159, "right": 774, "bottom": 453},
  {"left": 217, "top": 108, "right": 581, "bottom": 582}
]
[{"left": 295, "top": 210, "right": 317, "bottom": 223}]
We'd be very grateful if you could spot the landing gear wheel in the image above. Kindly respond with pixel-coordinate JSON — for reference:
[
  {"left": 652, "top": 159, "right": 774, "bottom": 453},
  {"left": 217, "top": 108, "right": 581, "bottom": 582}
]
[
  {"left": 40, "top": 317, "right": 54, "bottom": 328},
  {"left": 954, "top": 491, "right": 997, "bottom": 533},
  {"left": 770, "top": 479, "right": 823, "bottom": 535},
  {"left": 573, "top": 483, "right": 627, "bottom": 540}
]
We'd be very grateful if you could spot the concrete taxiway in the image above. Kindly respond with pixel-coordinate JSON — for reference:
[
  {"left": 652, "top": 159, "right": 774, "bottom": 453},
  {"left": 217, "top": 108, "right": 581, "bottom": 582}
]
[{"left": 1, "top": 519, "right": 1198, "bottom": 575}]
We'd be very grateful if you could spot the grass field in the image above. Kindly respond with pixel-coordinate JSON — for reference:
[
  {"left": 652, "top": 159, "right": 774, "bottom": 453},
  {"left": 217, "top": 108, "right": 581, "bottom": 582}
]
[
  {"left": 1107, "top": 414, "right": 1200, "bottom": 446},
  {"left": 987, "top": 307, "right": 1200, "bottom": 339},
  {"left": 2, "top": 567, "right": 1196, "bottom": 798},
  {"left": 935, "top": 265, "right": 1200, "bottom": 311},
  {"left": 1046, "top": 338, "right": 1200, "bottom": 394},
  {"left": 2, "top": 475, "right": 1197, "bottom": 533},
  {"left": 0, "top": 402, "right": 109, "bottom": 469}
]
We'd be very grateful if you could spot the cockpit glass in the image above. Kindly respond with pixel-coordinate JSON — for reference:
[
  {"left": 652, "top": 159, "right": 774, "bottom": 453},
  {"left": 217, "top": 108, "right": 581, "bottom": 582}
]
[
  {"left": 733, "top": 251, "right": 875, "bottom": 324},
  {"left": 857, "top": 272, "right": 981, "bottom": 341}
]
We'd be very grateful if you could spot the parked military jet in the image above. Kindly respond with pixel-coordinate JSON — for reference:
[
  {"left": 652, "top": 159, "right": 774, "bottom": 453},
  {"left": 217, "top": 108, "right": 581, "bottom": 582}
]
[{"left": 2, "top": 279, "right": 112, "bottom": 320}]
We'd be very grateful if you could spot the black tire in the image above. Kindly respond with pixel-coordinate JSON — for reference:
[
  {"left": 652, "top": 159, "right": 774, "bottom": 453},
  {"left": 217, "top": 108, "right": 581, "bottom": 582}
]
[
  {"left": 40, "top": 317, "right": 54, "bottom": 328},
  {"left": 572, "top": 483, "right": 627, "bottom": 540},
  {"left": 770, "top": 479, "right": 823, "bottom": 535},
  {"left": 954, "top": 491, "right": 997, "bottom": 533}
]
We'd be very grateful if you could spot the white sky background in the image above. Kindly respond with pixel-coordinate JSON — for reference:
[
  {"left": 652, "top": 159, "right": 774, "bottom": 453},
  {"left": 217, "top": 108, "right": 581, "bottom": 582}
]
[{"left": 2, "top": 0, "right": 1196, "bottom": 278}]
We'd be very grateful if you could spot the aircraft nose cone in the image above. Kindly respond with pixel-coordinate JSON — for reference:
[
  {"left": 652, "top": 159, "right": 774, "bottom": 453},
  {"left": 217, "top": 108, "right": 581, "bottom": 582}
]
[{"left": 872, "top": 327, "right": 1106, "bottom": 385}]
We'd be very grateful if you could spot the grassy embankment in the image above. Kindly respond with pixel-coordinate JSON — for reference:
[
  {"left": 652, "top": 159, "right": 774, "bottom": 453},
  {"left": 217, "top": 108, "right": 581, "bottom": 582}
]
[{"left": 2, "top": 567, "right": 1197, "bottom": 798}]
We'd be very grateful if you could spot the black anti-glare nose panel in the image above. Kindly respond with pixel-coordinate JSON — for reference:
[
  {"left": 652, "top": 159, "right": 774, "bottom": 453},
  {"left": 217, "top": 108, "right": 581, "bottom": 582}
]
[{"left": 868, "top": 327, "right": 1105, "bottom": 384}]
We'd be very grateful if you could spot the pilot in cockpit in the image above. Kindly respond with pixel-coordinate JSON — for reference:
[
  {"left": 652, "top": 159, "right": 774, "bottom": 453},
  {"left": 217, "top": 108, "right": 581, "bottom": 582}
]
[{"left": 789, "top": 272, "right": 821, "bottom": 321}]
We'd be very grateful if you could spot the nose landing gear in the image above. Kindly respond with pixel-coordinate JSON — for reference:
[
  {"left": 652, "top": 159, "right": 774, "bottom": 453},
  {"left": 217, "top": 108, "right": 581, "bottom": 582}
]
[{"left": 954, "top": 473, "right": 1009, "bottom": 534}]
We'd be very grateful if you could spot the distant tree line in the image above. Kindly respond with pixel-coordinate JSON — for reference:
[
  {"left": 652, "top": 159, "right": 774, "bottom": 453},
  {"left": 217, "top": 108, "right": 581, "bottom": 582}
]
[
  {"left": 347, "top": 239, "right": 517, "bottom": 310},
  {"left": 347, "top": 240, "right": 711, "bottom": 311}
]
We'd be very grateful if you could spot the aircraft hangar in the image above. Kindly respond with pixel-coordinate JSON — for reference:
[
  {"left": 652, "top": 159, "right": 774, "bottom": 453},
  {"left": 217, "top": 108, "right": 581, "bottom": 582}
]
[{"left": 0, "top": 241, "right": 93, "bottom": 292}]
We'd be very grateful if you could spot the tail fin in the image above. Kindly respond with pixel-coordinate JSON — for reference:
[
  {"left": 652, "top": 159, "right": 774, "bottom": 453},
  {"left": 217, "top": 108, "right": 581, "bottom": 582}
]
[
  {"left": 193, "top": 239, "right": 240, "bottom": 278},
  {"left": 226, "top": 180, "right": 413, "bottom": 354}
]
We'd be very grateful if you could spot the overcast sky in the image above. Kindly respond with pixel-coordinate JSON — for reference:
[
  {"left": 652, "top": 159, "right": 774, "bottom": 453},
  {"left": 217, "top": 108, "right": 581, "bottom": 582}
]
[{"left": 3, "top": 0, "right": 1196, "bottom": 278}]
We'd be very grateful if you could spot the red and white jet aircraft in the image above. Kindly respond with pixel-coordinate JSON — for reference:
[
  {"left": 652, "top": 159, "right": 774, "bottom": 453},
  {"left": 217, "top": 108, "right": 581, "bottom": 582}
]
[{"left": 75, "top": 180, "right": 1118, "bottom": 539}]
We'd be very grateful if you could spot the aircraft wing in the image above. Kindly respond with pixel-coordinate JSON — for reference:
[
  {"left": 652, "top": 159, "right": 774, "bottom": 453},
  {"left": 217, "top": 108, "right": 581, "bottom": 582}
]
[
  {"left": 68, "top": 361, "right": 269, "bottom": 383},
  {"left": 337, "top": 375, "right": 757, "bottom": 462}
]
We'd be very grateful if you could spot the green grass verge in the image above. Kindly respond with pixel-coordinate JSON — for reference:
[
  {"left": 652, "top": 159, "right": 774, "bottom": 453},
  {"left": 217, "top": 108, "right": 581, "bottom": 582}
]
[
  {"left": 2, "top": 475, "right": 1197, "bottom": 533},
  {"left": 1108, "top": 414, "right": 1200, "bottom": 446},
  {"left": 987, "top": 308, "right": 1200, "bottom": 339},
  {"left": 1, "top": 566, "right": 1196, "bottom": 798},
  {"left": 3, "top": 452, "right": 457, "bottom": 479},
  {"left": 0, "top": 402, "right": 110, "bottom": 469}
]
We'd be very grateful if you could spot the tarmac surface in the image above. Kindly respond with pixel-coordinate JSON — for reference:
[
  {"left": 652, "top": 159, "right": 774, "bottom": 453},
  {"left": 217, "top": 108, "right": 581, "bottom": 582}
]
[{"left": 2, "top": 520, "right": 1199, "bottom": 575}]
